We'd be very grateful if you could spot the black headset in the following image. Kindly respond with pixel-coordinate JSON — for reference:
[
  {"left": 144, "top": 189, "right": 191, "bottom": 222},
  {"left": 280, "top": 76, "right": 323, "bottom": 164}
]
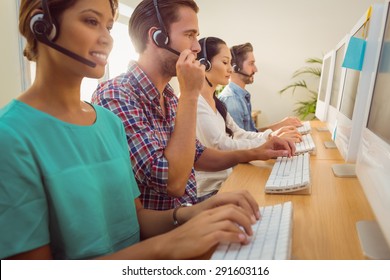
[
  {"left": 29, "top": 0, "right": 58, "bottom": 42},
  {"left": 29, "top": 0, "right": 96, "bottom": 67},
  {"left": 199, "top": 37, "right": 212, "bottom": 72},
  {"left": 152, "top": 0, "right": 180, "bottom": 56},
  {"left": 231, "top": 47, "right": 252, "bottom": 77},
  {"left": 231, "top": 48, "right": 241, "bottom": 73}
]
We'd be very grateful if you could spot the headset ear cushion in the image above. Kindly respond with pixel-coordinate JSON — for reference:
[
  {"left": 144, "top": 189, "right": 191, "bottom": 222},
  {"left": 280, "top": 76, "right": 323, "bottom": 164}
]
[
  {"left": 199, "top": 58, "right": 212, "bottom": 71},
  {"left": 152, "top": 29, "right": 169, "bottom": 47},
  {"left": 233, "top": 63, "right": 240, "bottom": 72},
  {"left": 30, "top": 13, "right": 57, "bottom": 41}
]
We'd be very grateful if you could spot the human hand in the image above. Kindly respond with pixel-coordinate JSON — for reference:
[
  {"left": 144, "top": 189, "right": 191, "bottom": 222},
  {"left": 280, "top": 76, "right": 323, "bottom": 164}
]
[
  {"left": 271, "top": 126, "right": 302, "bottom": 143},
  {"left": 273, "top": 117, "right": 302, "bottom": 130},
  {"left": 191, "top": 190, "right": 260, "bottom": 222},
  {"left": 160, "top": 204, "right": 255, "bottom": 259},
  {"left": 176, "top": 50, "right": 205, "bottom": 99},
  {"left": 282, "top": 116, "right": 302, "bottom": 127},
  {"left": 253, "top": 136, "right": 295, "bottom": 160}
]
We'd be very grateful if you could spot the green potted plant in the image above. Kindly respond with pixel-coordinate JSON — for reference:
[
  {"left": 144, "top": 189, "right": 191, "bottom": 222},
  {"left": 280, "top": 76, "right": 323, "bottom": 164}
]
[{"left": 279, "top": 57, "right": 323, "bottom": 120}]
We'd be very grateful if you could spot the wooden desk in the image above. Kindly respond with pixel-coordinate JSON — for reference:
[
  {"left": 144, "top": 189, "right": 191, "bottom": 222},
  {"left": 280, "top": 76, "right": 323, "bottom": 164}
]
[
  {"left": 218, "top": 120, "right": 375, "bottom": 259},
  {"left": 309, "top": 120, "right": 343, "bottom": 160}
]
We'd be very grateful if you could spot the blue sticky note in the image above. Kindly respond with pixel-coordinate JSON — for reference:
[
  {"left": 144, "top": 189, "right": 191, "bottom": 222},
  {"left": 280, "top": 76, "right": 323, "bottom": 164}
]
[{"left": 342, "top": 37, "right": 367, "bottom": 71}]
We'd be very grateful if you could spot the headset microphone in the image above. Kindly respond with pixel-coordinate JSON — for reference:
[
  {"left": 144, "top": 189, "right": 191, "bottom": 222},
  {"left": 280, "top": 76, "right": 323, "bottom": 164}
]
[
  {"left": 30, "top": 0, "right": 96, "bottom": 68},
  {"left": 236, "top": 70, "right": 253, "bottom": 78},
  {"left": 164, "top": 46, "right": 180, "bottom": 56},
  {"left": 231, "top": 47, "right": 253, "bottom": 78},
  {"left": 32, "top": 26, "right": 97, "bottom": 67}
]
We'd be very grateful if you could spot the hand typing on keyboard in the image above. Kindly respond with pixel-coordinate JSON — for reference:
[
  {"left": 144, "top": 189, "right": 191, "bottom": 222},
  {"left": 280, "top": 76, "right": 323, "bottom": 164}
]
[
  {"left": 211, "top": 202, "right": 293, "bottom": 260},
  {"left": 297, "top": 121, "right": 311, "bottom": 135},
  {"left": 271, "top": 125, "right": 302, "bottom": 143},
  {"left": 155, "top": 190, "right": 261, "bottom": 259},
  {"left": 253, "top": 136, "right": 296, "bottom": 160},
  {"left": 295, "top": 134, "right": 316, "bottom": 154}
]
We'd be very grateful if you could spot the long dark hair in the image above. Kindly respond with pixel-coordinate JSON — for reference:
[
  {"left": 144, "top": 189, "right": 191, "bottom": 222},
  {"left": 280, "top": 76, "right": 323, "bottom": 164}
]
[{"left": 198, "top": 37, "right": 234, "bottom": 138}]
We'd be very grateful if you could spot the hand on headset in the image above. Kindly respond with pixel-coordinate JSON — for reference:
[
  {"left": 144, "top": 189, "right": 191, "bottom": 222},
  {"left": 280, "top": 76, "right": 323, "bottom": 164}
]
[{"left": 176, "top": 49, "right": 205, "bottom": 99}]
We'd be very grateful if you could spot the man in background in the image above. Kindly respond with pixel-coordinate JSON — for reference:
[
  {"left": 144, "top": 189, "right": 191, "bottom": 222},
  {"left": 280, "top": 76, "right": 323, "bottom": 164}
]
[{"left": 219, "top": 43, "right": 302, "bottom": 132}]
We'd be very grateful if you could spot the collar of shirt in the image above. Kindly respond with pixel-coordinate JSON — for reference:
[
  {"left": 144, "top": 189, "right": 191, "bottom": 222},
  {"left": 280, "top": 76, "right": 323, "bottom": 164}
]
[
  {"left": 127, "top": 61, "right": 176, "bottom": 104},
  {"left": 229, "top": 82, "right": 251, "bottom": 101}
]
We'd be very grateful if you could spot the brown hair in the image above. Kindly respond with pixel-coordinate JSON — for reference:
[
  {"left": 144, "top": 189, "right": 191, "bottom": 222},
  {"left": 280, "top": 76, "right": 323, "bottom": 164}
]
[
  {"left": 19, "top": 0, "right": 118, "bottom": 61},
  {"left": 129, "top": 0, "right": 199, "bottom": 54},
  {"left": 231, "top": 42, "right": 253, "bottom": 70}
]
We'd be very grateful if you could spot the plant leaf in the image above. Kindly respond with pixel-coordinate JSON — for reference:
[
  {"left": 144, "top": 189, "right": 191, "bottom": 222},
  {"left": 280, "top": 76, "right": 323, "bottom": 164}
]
[
  {"left": 292, "top": 67, "right": 321, "bottom": 78},
  {"left": 279, "top": 80, "right": 307, "bottom": 95}
]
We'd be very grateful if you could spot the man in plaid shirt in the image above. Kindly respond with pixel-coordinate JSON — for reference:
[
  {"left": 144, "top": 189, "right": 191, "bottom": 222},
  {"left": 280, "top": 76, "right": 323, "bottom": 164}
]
[{"left": 92, "top": 0, "right": 294, "bottom": 211}]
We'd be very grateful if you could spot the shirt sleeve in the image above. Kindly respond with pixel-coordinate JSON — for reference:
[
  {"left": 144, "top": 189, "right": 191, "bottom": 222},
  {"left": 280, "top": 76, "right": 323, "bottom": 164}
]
[
  {"left": 227, "top": 113, "right": 268, "bottom": 146},
  {"left": 92, "top": 82, "right": 169, "bottom": 195},
  {"left": 196, "top": 99, "right": 265, "bottom": 151},
  {"left": 0, "top": 124, "right": 50, "bottom": 259}
]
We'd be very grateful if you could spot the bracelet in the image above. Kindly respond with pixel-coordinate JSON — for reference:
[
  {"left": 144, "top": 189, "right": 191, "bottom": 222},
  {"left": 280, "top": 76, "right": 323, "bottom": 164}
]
[{"left": 173, "top": 203, "right": 192, "bottom": 226}]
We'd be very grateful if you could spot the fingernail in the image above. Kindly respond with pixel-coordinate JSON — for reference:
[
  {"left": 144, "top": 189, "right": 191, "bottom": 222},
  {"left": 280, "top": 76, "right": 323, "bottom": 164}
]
[
  {"left": 251, "top": 215, "right": 256, "bottom": 224},
  {"left": 283, "top": 151, "right": 288, "bottom": 156},
  {"left": 238, "top": 234, "right": 246, "bottom": 241}
]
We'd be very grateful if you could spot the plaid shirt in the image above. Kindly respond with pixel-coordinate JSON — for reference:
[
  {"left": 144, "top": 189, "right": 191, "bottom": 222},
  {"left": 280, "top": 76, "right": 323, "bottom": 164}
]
[{"left": 91, "top": 61, "right": 205, "bottom": 210}]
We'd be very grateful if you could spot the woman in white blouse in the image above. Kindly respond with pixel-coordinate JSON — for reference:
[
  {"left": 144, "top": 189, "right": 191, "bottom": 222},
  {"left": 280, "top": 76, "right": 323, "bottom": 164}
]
[{"left": 195, "top": 37, "right": 301, "bottom": 201}]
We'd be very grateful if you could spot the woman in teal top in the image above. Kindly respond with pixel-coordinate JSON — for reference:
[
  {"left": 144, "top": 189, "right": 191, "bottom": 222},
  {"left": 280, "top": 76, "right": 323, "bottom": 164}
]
[{"left": 0, "top": 0, "right": 259, "bottom": 260}]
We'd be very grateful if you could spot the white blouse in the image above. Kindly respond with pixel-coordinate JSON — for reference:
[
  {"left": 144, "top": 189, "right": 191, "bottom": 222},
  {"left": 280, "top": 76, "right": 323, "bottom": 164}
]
[{"left": 195, "top": 95, "right": 272, "bottom": 198}]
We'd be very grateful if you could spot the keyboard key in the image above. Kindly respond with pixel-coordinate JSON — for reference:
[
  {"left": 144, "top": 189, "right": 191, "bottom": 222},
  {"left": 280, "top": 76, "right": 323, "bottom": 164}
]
[
  {"left": 211, "top": 202, "right": 293, "bottom": 260},
  {"left": 265, "top": 153, "right": 311, "bottom": 193}
]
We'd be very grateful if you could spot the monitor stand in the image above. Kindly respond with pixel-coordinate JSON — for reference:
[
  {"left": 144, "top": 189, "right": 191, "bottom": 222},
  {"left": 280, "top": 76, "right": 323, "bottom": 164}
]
[
  {"left": 316, "top": 127, "right": 328, "bottom": 132},
  {"left": 356, "top": 221, "right": 390, "bottom": 259},
  {"left": 332, "top": 163, "right": 356, "bottom": 177},
  {"left": 324, "top": 141, "right": 337, "bottom": 149}
]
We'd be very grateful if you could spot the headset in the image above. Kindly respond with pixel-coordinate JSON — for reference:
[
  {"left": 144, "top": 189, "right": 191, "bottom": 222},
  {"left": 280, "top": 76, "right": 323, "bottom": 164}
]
[
  {"left": 198, "top": 37, "right": 212, "bottom": 71},
  {"left": 152, "top": 0, "right": 180, "bottom": 56},
  {"left": 30, "top": 0, "right": 96, "bottom": 67},
  {"left": 231, "top": 47, "right": 252, "bottom": 77}
]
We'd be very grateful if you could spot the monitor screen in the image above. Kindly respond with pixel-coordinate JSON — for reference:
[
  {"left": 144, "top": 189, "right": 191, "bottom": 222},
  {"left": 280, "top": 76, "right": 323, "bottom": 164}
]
[
  {"left": 367, "top": 16, "right": 390, "bottom": 144},
  {"left": 319, "top": 56, "right": 331, "bottom": 102},
  {"left": 329, "top": 43, "right": 346, "bottom": 108}
]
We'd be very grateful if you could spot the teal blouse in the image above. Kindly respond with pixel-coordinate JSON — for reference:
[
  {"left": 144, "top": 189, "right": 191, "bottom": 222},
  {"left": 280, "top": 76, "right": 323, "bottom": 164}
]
[{"left": 0, "top": 100, "right": 140, "bottom": 259}]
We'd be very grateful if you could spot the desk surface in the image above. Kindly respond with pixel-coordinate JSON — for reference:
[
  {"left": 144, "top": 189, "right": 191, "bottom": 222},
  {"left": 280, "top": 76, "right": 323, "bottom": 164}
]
[
  {"left": 217, "top": 120, "right": 375, "bottom": 259},
  {"left": 309, "top": 120, "right": 343, "bottom": 160}
]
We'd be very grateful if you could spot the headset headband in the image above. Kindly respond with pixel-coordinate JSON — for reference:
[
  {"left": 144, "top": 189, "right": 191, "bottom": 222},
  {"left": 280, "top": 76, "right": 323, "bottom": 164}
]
[
  {"left": 41, "top": 0, "right": 53, "bottom": 26},
  {"left": 153, "top": 0, "right": 168, "bottom": 36}
]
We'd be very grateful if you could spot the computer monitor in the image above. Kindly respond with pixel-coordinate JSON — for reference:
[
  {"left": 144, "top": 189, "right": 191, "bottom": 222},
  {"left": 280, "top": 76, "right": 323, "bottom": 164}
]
[
  {"left": 355, "top": 1, "right": 390, "bottom": 259},
  {"left": 332, "top": 4, "right": 384, "bottom": 177},
  {"left": 325, "top": 35, "right": 348, "bottom": 135},
  {"left": 315, "top": 50, "right": 335, "bottom": 122}
]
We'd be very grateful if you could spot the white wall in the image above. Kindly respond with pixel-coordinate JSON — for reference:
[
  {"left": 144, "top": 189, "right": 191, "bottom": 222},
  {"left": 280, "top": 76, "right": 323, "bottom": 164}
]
[{"left": 0, "top": 1, "right": 23, "bottom": 107}]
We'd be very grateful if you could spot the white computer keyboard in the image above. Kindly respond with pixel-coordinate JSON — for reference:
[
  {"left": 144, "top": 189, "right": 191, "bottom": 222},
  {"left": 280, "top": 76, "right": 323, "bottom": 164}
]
[
  {"left": 211, "top": 201, "right": 293, "bottom": 260},
  {"left": 297, "top": 121, "right": 311, "bottom": 134},
  {"left": 265, "top": 153, "right": 311, "bottom": 193},
  {"left": 295, "top": 134, "right": 316, "bottom": 154}
]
